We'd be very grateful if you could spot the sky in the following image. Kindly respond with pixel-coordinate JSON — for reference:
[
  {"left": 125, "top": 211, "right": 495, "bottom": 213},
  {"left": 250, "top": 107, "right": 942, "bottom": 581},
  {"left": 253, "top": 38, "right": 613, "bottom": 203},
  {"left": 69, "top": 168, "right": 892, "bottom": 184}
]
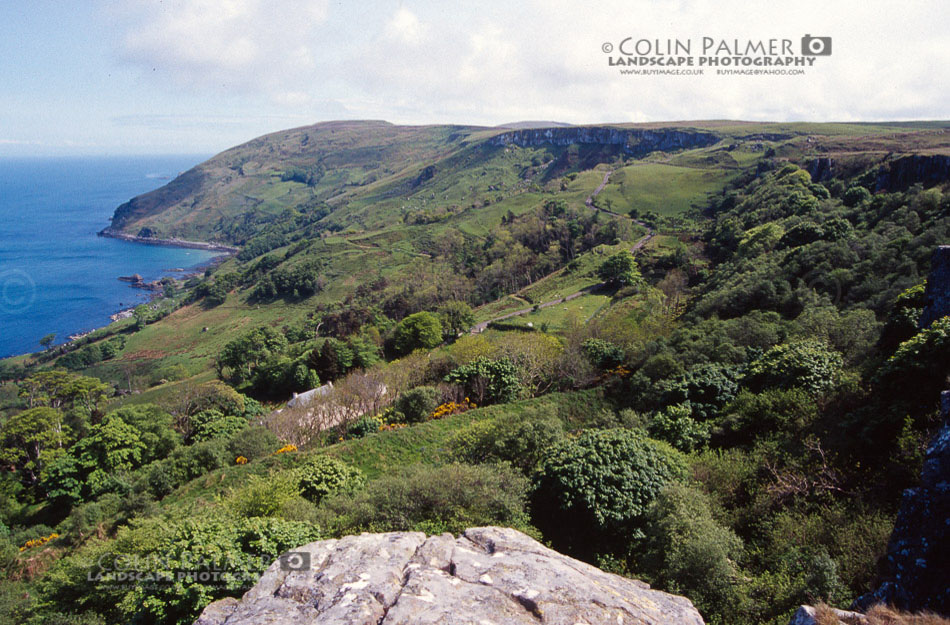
[{"left": 1, "top": 0, "right": 948, "bottom": 156}]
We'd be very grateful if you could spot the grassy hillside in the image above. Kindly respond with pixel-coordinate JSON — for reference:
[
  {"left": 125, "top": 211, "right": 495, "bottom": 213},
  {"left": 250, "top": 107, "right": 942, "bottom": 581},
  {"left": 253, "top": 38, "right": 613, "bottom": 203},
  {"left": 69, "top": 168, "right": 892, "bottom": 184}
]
[{"left": 2, "top": 120, "right": 950, "bottom": 625}]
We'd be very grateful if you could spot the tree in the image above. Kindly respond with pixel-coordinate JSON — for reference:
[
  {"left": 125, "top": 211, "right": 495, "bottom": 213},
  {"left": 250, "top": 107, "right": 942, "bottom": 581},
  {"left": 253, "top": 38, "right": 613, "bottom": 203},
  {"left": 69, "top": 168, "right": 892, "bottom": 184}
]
[
  {"left": 62, "top": 376, "right": 112, "bottom": 418},
  {"left": 444, "top": 357, "right": 522, "bottom": 405},
  {"left": 392, "top": 312, "right": 443, "bottom": 354},
  {"left": 737, "top": 223, "right": 784, "bottom": 257},
  {"left": 39, "top": 333, "right": 56, "bottom": 351},
  {"left": 168, "top": 381, "right": 247, "bottom": 436},
  {"left": 0, "top": 407, "right": 67, "bottom": 485},
  {"left": 307, "top": 338, "right": 353, "bottom": 382},
  {"left": 437, "top": 301, "right": 475, "bottom": 339},
  {"left": 597, "top": 251, "right": 642, "bottom": 287},
  {"left": 842, "top": 185, "right": 871, "bottom": 207},
  {"left": 216, "top": 326, "right": 288, "bottom": 384},
  {"left": 876, "top": 316, "right": 950, "bottom": 416},
  {"left": 648, "top": 402, "right": 710, "bottom": 452},
  {"left": 107, "top": 404, "right": 180, "bottom": 463},
  {"left": 18, "top": 370, "right": 75, "bottom": 409},
  {"left": 73, "top": 417, "right": 144, "bottom": 473}
]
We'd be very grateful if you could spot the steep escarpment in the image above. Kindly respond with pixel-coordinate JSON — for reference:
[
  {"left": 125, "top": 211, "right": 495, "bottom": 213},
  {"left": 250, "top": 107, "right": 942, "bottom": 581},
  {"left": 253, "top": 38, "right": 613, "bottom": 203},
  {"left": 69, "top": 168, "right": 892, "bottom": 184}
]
[
  {"left": 488, "top": 125, "right": 721, "bottom": 155},
  {"left": 193, "top": 527, "right": 705, "bottom": 625},
  {"left": 876, "top": 154, "right": 950, "bottom": 191}
]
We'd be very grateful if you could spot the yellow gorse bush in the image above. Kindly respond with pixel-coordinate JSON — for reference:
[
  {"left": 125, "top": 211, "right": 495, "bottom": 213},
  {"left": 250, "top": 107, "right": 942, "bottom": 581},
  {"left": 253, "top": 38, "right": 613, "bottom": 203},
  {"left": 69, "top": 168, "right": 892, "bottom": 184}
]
[
  {"left": 380, "top": 422, "right": 407, "bottom": 431},
  {"left": 20, "top": 532, "right": 59, "bottom": 552},
  {"left": 429, "top": 397, "right": 476, "bottom": 420},
  {"left": 235, "top": 456, "right": 248, "bottom": 465},
  {"left": 274, "top": 444, "right": 298, "bottom": 455}
]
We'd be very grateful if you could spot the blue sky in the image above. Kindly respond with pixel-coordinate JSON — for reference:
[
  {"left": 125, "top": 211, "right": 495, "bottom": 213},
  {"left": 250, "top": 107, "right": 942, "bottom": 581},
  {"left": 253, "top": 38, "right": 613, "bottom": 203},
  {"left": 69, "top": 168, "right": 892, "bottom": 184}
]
[{"left": 2, "top": 0, "right": 948, "bottom": 156}]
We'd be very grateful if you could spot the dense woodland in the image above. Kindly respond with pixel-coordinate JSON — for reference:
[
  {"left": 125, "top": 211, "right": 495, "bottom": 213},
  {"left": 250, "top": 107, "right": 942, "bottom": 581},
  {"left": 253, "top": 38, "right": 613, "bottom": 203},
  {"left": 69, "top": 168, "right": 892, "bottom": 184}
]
[{"left": 1, "top": 127, "right": 949, "bottom": 625}]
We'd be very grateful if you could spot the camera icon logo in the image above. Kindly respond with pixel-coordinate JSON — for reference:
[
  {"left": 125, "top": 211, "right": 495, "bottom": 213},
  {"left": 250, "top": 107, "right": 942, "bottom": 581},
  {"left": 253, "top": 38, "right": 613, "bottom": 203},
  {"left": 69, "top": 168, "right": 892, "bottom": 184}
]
[
  {"left": 278, "top": 551, "right": 311, "bottom": 572},
  {"left": 801, "top": 34, "right": 832, "bottom": 56}
]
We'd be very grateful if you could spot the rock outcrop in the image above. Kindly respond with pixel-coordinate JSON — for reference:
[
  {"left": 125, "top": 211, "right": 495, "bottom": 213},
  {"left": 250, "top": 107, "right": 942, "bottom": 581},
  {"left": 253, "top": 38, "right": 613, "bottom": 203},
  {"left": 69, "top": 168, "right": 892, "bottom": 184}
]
[
  {"left": 919, "top": 246, "right": 950, "bottom": 329},
  {"left": 789, "top": 605, "right": 866, "bottom": 625},
  {"left": 855, "top": 391, "right": 950, "bottom": 614},
  {"left": 488, "top": 126, "right": 720, "bottom": 156},
  {"left": 875, "top": 154, "right": 950, "bottom": 192},
  {"left": 854, "top": 246, "right": 950, "bottom": 615},
  {"left": 193, "top": 526, "right": 705, "bottom": 625},
  {"left": 805, "top": 157, "right": 836, "bottom": 182}
]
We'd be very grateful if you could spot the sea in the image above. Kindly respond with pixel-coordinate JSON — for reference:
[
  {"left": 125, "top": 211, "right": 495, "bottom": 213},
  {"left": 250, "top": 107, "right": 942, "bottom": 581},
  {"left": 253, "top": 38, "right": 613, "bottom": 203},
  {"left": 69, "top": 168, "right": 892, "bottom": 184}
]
[{"left": 0, "top": 155, "right": 219, "bottom": 358}]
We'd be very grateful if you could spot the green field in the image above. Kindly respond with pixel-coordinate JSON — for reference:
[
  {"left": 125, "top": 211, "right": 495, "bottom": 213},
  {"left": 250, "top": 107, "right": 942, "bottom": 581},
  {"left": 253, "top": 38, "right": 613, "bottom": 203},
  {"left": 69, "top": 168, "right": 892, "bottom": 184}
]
[{"left": 597, "top": 163, "right": 738, "bottom": 216}]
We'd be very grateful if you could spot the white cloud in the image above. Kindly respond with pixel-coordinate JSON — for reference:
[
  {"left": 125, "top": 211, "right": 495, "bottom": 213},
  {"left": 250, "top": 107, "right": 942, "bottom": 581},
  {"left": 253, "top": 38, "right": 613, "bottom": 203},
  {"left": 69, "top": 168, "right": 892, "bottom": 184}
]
[
  {"left": 385, "top": 7, "right": 425, "bottom": 46},
  {"left": 107, "top": 0, "right": 950, "bottom": 126},
  {"left": 113, "top": 0, "right": 328, "bottom": 102}
]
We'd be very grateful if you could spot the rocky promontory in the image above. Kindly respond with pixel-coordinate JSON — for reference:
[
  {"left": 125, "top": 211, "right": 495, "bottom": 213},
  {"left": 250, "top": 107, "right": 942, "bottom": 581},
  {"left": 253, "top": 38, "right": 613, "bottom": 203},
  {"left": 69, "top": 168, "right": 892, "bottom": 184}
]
[
  {"left": 99, "top": 228, "right": 239, "bottom": 253},
  {"left": 193, "top": 526, "right": 705, "bottom": 625}
]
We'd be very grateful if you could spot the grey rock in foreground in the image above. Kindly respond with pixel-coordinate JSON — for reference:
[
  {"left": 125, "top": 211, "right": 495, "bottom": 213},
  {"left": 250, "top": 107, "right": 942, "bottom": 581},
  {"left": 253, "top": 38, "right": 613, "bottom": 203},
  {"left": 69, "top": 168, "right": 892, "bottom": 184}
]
[
  {"left": 789, "top": 605, "right": 866, "bottom": 625},
  {"left": 194, "top": 526, "right": 705, "bottom": 625}
]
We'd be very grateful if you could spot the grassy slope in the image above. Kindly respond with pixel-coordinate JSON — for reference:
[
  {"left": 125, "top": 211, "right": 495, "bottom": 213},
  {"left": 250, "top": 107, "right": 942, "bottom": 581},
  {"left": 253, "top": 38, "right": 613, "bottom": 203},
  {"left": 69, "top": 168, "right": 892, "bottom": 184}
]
[
  {"left": 156, "top": 389, "right": 609, "bottom": 515},
  {"left": 9, "top": 120, "right": 950, "bottom": 396}
]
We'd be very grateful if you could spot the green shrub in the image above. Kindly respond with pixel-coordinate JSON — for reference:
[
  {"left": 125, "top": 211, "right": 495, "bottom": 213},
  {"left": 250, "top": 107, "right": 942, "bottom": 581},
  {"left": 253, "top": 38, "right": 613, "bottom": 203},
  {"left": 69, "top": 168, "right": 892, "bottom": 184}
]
[
  {"left": 842, "top": 185, "right": 871, "bottom": 207},
  {"left": 582, "top": 338, "right": 626, "bottom": 370},
  {"left": 637, "top": 483, "right": 745, "bottom": 620},
  {"left": 106, "top": 404, "right": 180, "bottom": 464},
  {"left": 648, "top": 403, "right": 710, "bottom": 452},
  {"left": 227, "top": 473, "right": 301, "bottom": 518},
  {"left": 296, "top": 455, "right": 365, "bottom": 505},
  {"left": 226, "top": 427, "right": 280, "bottom": 460},
  {"left": 597, "top": 251, "right": 642, "bottom": 286},
  {"left": 716, "top": 388, "right": 818, "bottom": 446},
  {"left": 449, "top": 415, "right": 564, "bottom": 472},
  {"left": 189, "top": 409, "right": 248, "bottom": 443},
  {"left": 346, "top": 415, "right": 381, "bottom": 439},
  {"left": 437, "top": 301, "right": 475, "bottom": 339},
  {"left": 38, "top": 515, "right": 319, "bottom": 625},
  {"left": 876, "top": 316, "right": 950, "bottom": 415},
  {"left": 661, "top": 364, "right": 740, "bottom": 421},
  {"left": 393, "top": 385, "right": 441, "bottom": 423},
  {"left": 59, "top": 494, "right": 123, "bottom": 544},
  {"left": 532, "top": 428, "right": 687, "bottom": 556},
  {"left": 319, "top": 463, "right": 531, "bottom": 536},
  {"left": 743, "top": 340, "right": 843, "bottom": 396},
  {"left": 392, "top": 311, "right": 443, "bottom": 355}
]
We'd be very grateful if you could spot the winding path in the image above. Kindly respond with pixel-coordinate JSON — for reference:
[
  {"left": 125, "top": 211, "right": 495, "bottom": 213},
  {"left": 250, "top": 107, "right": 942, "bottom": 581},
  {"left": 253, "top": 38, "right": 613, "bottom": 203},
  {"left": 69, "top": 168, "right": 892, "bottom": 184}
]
[{"left": 471, "top": 170, "right": 655, "bottom": 333}]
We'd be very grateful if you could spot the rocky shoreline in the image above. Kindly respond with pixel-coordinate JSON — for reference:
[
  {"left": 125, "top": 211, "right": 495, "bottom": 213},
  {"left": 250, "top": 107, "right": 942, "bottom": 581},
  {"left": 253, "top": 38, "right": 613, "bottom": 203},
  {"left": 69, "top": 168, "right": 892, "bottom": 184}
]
[
  {"left": 73, "top": 233, "right": 237, "bottom": 343},
  {"left": 98, "top": 228, "right": 239, "bottom": 253}
]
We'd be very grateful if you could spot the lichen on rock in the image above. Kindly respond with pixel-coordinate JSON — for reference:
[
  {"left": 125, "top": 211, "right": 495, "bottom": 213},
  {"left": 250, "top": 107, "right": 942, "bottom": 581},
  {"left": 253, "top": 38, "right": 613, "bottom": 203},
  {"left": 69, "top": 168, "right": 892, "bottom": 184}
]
[{"left": 193, "top": 526, "right": 705, "bottom": 625}]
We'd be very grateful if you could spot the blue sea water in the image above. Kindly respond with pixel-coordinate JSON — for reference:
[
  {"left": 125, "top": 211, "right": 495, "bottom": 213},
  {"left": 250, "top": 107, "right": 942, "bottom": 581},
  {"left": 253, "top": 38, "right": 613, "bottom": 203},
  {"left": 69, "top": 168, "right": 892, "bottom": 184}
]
[{"left": 0, "top": 155, "right": 219, "bottom": 358}]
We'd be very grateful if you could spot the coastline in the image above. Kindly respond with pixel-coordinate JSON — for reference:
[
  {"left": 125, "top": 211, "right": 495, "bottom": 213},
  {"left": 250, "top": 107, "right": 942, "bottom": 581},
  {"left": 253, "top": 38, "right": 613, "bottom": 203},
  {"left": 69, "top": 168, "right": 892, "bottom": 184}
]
[
  {"left": 98, "top": 227, "right": 240, "bottom": 253},
  {"left": 0, "top": 231, "right": 238, "bottom": 360},
  {"left": 98, "top": 236, "right": 235, "bottom": 328}
]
